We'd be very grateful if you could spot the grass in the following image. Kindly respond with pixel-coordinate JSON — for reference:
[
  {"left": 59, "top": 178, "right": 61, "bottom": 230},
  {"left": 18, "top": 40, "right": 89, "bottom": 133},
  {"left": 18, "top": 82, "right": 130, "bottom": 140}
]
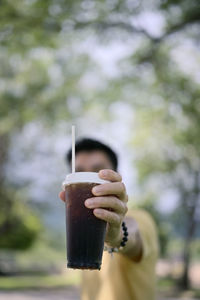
[
  {"left": 0, "top": 271, "right": 81, "bottom": 290},
  {"left": 0, "top": 235, "right": 81, "bottom": 291},
  {"left": 157, "top": 276, "right": 177, "bottom": 296},
  {"left": 157, "top": 277, "right": 200, "bottom": 299}
]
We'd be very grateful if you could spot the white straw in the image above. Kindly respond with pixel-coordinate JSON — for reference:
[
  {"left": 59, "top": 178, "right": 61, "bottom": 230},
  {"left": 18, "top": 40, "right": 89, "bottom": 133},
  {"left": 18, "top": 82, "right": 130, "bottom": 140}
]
[{"left": 71, "top": 125, "right": 75, "bottom": 173}]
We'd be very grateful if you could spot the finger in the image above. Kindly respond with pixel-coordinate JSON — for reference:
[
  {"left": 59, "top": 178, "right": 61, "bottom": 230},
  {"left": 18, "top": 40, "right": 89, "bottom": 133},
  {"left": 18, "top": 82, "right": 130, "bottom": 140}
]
[
  {"left": 59, "top": 191, "right": 65, "bottom": 202},
  {"left": 99, "top": 169, "right": 122, "bottom": 182},
  {"left": 92, "top": 182, "right": 127, "bottom": 201},
  {"left": 85, "top": 196, "right": 128, "bottom": 214},
  {"left": 93, "top": 208, "right": 121, "bottom": 226}
]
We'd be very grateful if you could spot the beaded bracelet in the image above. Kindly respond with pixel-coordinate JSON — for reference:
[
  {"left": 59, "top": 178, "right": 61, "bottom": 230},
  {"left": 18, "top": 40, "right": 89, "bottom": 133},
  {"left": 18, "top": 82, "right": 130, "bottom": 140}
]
[{"left": 104, "top": 221, "right": 129, "bottom": 254}]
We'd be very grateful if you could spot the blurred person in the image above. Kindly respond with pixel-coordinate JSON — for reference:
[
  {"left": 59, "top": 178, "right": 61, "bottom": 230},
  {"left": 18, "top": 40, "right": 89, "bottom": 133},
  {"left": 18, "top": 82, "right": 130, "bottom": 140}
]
[{"left": 59, "top": 138, "right": 159, "bottom": 300}]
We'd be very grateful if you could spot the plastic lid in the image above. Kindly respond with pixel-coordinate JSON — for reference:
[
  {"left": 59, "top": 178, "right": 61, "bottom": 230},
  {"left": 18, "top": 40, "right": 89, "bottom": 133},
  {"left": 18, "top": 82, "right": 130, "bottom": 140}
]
[{"left": 62, "top": 172, "right": 109, "bottom": 189}]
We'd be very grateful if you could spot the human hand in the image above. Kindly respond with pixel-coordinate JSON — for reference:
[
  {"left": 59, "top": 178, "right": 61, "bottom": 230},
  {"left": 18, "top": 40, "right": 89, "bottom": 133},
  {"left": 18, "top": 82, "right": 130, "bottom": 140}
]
[{"left": 86, "top": 169, "right": 128, "bottom": 247}]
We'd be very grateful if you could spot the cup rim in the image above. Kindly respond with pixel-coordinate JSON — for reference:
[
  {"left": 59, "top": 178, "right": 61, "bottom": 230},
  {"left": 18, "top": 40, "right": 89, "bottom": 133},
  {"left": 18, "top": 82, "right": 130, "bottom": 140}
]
[{"left": 62, "top": 172, "right": 110, "bottom": 189}]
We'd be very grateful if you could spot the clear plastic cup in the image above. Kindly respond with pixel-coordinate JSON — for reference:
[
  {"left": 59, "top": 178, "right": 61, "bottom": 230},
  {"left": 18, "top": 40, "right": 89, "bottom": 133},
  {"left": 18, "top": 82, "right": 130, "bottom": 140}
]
[{"left": 63, "top": 172, "right": 109, "bottom": 270}]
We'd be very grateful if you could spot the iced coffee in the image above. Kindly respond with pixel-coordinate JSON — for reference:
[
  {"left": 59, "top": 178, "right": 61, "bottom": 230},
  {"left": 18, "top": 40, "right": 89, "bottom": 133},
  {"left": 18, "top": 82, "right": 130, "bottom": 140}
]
[{"left": 63, "top": 172, "right": 109, "bottom": 270}]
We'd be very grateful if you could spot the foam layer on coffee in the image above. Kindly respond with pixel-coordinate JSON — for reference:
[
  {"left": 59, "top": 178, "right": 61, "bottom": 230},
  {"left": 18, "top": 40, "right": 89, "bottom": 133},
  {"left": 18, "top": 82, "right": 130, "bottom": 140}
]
[{"left": 62, "top": 172, "right": 109, "bottom": 189}]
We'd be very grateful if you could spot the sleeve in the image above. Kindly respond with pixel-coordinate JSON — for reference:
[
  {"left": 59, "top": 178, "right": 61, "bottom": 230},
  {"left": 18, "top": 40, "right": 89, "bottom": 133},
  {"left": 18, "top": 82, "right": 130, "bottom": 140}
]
[{"left": 127, "top": 209, "right": 159, "bottom": 261}]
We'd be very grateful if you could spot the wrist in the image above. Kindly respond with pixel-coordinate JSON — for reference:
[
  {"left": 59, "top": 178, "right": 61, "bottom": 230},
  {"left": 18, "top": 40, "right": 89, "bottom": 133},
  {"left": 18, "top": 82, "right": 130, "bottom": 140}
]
[
  {"left": 105, "top": 223, "right": 123, "bottom": 248},
  {"left": 105, "top": 231, "right": 122, "bottom": 249},
  {"left": 104, "top": 221, "right": 129, "bottom": 254}
]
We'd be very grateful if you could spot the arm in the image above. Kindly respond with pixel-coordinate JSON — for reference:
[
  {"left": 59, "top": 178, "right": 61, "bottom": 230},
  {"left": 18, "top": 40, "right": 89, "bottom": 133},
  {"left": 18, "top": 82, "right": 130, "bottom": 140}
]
[{"left": 113, "top": 216, "right": 143, "bottom": 261}]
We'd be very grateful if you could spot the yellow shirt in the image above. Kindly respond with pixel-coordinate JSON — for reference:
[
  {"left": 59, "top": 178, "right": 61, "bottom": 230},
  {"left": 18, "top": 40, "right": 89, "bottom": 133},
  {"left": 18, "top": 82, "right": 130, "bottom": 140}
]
[{"left": 81, "top": 209, "right": 159, "bottom": 300}]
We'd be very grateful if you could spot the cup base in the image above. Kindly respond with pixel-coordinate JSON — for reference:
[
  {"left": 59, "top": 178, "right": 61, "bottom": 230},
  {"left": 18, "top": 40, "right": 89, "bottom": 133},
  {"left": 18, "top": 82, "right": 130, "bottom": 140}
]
[{"left": 67, "top": 262, "right": 101, "bottom": 270}]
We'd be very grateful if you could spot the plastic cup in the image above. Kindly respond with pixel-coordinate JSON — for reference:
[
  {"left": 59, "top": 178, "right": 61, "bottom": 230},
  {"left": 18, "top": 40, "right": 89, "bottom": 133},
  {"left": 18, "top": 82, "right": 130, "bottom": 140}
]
[{"left": 62, "top": 172, "right": 109, "bottom": 270}]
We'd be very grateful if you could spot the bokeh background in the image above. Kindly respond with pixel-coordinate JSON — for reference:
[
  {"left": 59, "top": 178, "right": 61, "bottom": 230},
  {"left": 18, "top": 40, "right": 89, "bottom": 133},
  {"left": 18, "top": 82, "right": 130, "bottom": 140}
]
[{"left": 0, "top": 0, "right": 200, "bottom": 299}]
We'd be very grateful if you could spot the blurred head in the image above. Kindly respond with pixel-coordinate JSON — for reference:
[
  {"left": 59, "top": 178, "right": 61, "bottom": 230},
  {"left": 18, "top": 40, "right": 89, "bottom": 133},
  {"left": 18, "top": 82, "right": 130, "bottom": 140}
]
[{"left": 66, "top": 138, "right": 118, "bottom": 172}]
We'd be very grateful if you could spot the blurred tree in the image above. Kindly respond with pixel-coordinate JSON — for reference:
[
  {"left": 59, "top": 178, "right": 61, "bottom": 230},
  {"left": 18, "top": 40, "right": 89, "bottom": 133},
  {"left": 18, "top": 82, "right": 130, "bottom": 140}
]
[
  {"left": 0, "top": 133, "right": 40, "bottom": 264},
  {"left": 0, "top": 188, "right": 41, "bottom": 250},
  {"left": 0, "top": 0, "right": 92, "bottom": 258},
  {"left": 131, "top": 58, "right": 200, "bottom": 290}
]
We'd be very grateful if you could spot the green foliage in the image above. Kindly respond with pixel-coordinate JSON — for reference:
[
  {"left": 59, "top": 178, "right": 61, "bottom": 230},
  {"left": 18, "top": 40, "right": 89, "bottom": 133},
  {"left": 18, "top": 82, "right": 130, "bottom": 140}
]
[
  {"left": 0, "top": 273, "right": 80, "bottom": 290},
  {"left": 0, "top": 187, "right": 41, "bottom": 250}
]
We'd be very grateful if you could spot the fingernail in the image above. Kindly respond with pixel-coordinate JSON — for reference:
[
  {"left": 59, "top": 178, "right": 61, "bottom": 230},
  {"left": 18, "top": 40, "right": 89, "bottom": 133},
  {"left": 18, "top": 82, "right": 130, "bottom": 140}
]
[
  {"left": 94, "top": 208, "right": 101, "bottom": 215},
  {"left": 100, "top": 170, "right": 108, "bottom": 177},
  {"left": 92, "top": 186, "right": 101, "bottom": 195},
  {"left": 85, "top": 199, "right": 92, "bottom": 207}
]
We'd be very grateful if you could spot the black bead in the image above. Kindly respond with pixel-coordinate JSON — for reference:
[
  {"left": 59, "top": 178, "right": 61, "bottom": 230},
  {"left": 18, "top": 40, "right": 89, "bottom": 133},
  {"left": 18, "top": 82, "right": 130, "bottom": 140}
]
[
  {"left": 123, "top": 236, "right": 128, "bottom": 242},
  {"left": 122, "top": 222, "right": 126, "bottom": 228},
  {"left": 119, "top": 221, "right": 128, "bottom": 248}
]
